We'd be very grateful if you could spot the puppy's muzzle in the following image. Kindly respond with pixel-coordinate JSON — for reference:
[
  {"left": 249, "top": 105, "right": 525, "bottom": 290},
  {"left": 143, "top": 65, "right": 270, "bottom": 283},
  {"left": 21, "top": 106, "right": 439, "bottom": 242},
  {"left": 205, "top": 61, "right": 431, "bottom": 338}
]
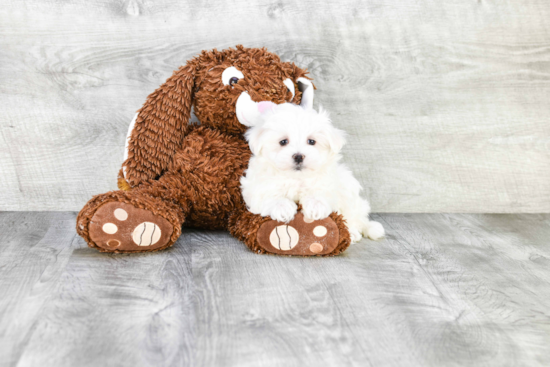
[{"left": 293, "top": 153, "right": 304, "bottom": 164}]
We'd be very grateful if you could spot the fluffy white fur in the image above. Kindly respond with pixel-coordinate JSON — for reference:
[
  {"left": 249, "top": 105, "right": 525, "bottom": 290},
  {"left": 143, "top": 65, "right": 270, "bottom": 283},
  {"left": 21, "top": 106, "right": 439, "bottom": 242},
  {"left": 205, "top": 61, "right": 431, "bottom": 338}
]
[{"left": 240, "top": 103, "right": 385, "bottom": 243}]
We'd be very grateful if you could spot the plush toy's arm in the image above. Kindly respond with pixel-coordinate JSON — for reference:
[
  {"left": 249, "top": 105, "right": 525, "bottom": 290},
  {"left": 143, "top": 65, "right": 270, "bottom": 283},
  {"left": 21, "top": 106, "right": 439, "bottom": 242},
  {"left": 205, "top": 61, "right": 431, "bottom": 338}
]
[{"left": 121, "top": 62, "right": 198, "bottom": 188}]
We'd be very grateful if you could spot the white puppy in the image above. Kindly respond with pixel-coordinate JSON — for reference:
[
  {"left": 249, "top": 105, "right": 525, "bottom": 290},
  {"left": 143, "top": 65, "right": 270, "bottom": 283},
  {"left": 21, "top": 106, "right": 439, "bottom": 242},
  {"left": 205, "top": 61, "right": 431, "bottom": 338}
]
[{"left": 240, "top": 103, "right": 384, "bottom": 243}]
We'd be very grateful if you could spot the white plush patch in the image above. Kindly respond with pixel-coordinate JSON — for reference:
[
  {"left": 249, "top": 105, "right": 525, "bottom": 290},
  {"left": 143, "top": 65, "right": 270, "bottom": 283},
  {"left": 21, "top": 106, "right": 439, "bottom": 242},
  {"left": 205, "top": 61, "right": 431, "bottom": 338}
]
[
  {"left": 297, "top": 77, "right": 314, "bottom": 109},
  {"left": 283, "top": 78, "right": 295, "bottom": 101},
  {"left": 235, "top": 78, "right": 314, "bottom": 128},
  {"left": 313, "top": 225, "right": 327, "bottom": 237},
  {"left": 132, "top": 222, "right": 161, "bottom": 246},
  {"left": 236, "top": 92, "right": 263, "bottom": 127},
  {"left": 102, "top": 223, "right": 118, "bottom": 234},
  {"left": 114, "top": 208, "right": 128, "bottom": 221},
  {"left": 269, "top": 225, "right": 299, "bottom": 251},
  {"left": 221, "top": 66, "right": 244, "bottom": 86},
  {"left": 123, "top": 113, "right": 139, "bottom": 179}
]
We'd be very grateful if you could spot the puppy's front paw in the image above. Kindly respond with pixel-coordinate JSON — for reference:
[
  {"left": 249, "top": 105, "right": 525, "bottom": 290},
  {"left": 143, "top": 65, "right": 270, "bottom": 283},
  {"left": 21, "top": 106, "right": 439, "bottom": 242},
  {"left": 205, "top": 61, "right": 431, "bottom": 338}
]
[
  {"left": 267, "top": 199, "right": 298, "bottom": 223},
  {"left": 302, "top": 197, "right": 332, "bottom": 221},
  {"left": 348, "top": 228, "right": 363, "bottom": 243}
]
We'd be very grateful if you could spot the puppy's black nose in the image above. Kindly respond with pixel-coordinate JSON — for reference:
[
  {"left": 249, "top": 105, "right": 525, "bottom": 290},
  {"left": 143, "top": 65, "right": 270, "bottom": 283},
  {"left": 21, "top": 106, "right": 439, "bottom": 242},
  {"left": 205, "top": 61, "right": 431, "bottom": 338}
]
[{"left": 292, "top": 153, "right": 304, "bottom": 164}]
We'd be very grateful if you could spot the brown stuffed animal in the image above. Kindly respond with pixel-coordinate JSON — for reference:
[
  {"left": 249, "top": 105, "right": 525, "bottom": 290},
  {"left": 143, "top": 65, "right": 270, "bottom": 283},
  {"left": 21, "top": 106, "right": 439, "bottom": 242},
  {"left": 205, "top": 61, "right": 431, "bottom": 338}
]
[{"left": 76, "top": 45, "right": 351, "bottom": 256}]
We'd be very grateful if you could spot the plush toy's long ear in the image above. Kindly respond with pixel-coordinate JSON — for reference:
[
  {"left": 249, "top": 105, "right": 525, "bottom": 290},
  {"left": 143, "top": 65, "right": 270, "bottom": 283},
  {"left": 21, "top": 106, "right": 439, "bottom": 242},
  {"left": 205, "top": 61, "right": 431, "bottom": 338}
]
[{"left": 121, "top": 61, "right": 198, "bottom": 188}]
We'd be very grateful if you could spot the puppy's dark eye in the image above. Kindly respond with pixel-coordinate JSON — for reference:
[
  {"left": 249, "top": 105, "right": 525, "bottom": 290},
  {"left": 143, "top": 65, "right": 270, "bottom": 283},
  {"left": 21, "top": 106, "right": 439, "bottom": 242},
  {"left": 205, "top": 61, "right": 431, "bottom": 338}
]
[
  {"left": 229, "top": 77, "right": 240, "bottom": 86},
  {"left": 279, "top": 139, "right": 288, "bottom": 146},
  {"left": 307, "top": 139, "right": 316, "bottom": 145}
]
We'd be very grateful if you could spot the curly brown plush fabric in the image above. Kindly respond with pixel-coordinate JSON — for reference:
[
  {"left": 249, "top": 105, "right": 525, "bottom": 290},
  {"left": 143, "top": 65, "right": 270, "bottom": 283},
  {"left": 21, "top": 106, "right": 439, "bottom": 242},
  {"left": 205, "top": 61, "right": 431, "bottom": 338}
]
[{"left": 76, "top": 45, "right": 351, "bottom": 255}]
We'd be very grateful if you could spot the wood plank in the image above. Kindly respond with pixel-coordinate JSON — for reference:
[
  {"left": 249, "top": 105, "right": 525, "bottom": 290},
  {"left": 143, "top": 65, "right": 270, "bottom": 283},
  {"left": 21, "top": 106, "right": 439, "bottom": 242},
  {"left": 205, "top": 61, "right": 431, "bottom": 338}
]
[
  {"left": 1, "top": 0, "right": 550, "bottom": 212},
  {"left": 0, "top": 212, "right": 78, "bottom": 366},
  {"left": 14, "top": 228, "right": 196, "bottom": 367},
  {"left": 190, "top": 230, "right": 370, "bottom": 366},
  {"left": 376, "top": 213, "right": 550, "bottom": 365},
  {"left": 1, "top": 213, "right": 550, "bottom": 366}
]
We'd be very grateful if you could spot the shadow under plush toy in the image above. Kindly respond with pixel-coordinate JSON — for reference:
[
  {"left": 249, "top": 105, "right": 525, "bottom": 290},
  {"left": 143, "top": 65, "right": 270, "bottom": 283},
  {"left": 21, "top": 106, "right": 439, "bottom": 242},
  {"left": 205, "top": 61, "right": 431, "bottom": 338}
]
[{"left": 76, "top": 45, "right": 351, "bottom": 256}]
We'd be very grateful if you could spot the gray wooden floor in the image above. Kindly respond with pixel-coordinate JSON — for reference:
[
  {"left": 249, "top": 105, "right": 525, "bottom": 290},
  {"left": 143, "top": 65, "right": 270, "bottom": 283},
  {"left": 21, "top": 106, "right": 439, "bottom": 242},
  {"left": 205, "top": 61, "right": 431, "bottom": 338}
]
[{"left": 0, "top": 212, "right": 549, "bottom": 367}]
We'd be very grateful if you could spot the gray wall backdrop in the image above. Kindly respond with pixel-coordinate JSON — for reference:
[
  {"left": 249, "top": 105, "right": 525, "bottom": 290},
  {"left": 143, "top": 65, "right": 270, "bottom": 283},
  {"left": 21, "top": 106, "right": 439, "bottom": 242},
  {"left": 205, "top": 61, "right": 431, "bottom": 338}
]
[{"left": 1, "top": 0, "right": 549, "bottom": 212}]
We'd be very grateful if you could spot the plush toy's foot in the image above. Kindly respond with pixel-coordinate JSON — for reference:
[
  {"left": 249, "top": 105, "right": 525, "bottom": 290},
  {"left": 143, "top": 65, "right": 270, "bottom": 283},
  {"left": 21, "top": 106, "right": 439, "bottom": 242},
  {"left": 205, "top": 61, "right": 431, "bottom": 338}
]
[
  {"left": 256, "top": 212, "right": 349, "bottom": 256},
  {"left": 77, "top": 191, "right": 184, "bottom": 253},
  {"left": 87, "top": 202, "right": 173, "bottom": 252}
]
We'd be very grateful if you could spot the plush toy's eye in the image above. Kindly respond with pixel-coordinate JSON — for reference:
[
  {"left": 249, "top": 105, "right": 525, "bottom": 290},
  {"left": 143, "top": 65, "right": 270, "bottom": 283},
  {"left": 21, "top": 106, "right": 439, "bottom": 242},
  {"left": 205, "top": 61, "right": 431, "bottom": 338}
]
[
  {"left": 307, "top": 139, "right": 316, "bottom": 145},
  {"left": 280, "top": 139, "right": 289, "bottom": 146},
  {"left": 222, "top": 66, "right": 244, "bottom": 87},
  {"left": 283, "top": 78, "right": 295, "bottom": 101}
]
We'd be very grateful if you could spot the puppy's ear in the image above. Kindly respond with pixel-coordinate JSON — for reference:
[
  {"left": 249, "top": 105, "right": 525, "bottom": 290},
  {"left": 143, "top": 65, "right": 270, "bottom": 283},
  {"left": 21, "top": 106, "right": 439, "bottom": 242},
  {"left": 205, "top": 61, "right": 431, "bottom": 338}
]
[
  {"left": 243, "top": 101, "right": 279, "bottom": 155},
  {"left": 245, "top": 126, "right": 267, "bottom": 156},
  {"left": 122, "top": 59, "right": 199, "bottom": 187},
  {"left": 327, "top": 126, "right": 347, "bottom": 154},
  {"left": 318, "top": 106, "right": 346, "bottom": 154}
]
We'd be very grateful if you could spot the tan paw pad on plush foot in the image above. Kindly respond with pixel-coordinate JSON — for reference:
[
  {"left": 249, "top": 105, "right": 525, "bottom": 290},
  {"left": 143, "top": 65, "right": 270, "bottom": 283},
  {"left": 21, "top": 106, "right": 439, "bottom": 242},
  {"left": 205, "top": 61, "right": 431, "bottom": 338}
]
[
  {"left": 257, "top": 212, "right": 339, "bottom": 256},
  {"left": 88, "top": 202, "right": 173, "bottom": 252}
]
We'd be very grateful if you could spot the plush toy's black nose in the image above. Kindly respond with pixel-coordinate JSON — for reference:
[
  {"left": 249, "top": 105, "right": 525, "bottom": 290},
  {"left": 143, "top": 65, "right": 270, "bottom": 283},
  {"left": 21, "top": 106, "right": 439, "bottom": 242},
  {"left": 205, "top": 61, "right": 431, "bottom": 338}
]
[{"left": 292, "top": 153, "right": 304, "bottom": 164}]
